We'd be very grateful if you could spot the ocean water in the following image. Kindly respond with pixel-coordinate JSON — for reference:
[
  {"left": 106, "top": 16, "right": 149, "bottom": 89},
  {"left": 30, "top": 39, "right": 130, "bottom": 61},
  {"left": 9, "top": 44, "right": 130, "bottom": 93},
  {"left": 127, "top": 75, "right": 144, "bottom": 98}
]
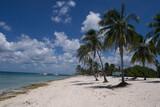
[{"left": 0, "top": 72, "right": 70, "bottom": 93}]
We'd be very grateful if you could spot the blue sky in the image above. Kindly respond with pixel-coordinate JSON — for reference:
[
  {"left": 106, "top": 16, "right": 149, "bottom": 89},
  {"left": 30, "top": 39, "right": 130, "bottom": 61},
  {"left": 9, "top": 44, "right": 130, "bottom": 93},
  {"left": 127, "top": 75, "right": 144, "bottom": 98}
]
[{"left": 0, "top": 0, "right": 159, "bottom": 74}]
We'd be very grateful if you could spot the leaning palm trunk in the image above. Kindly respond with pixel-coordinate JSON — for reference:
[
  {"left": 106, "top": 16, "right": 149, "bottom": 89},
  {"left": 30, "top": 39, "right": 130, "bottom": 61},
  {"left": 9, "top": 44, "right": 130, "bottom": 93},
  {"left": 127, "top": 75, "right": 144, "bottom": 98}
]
[
  {"left": 97, "top": 51, "right": 108, "bottom": 82},
  {"left": 92, "top": 53, "right": 99, "bottom": 81},
  {"left": 89, "top": 61, "right": 98, "bottom": 81},
  {"left": 120, "top": 47, "right": 125, "bottom": 83},
  {"left": 158, "top": 66, "right": 160, "bottom": 78},
  {"left": 90, "top": 61, "right": 97, "bottom": 81},
  {"left": 93, "top": 69, "right": 99, "bottom": 81}
]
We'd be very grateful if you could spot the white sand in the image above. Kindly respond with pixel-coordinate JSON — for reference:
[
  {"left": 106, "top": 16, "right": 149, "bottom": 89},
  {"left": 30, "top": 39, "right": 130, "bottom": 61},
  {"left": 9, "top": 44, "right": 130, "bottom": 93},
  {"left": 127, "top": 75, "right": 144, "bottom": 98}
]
[{"left": 0, "top": 76, "right": 160, "bottom": 107}]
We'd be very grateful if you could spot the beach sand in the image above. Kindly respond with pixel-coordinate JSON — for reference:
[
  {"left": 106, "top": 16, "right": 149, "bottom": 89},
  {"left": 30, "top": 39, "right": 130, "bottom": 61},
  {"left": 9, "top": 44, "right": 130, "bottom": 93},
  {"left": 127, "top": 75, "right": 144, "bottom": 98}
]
[{"left": 0, "top": 76, "right": 160, "bottom": 107}]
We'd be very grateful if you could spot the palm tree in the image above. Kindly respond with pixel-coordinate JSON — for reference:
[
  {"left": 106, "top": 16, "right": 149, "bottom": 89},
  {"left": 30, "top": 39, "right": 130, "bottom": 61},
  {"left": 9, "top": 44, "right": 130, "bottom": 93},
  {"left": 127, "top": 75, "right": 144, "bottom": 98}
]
[
  {"left": 109, "top": 64, "right": 116, "bottom": 75},
  {"left": 77, "top": 45, "right": 99, "bottom": 80},
  {"left": 131, "top": 37, "right": 155, "bottom": 80},
  {"left": 93, "top": 61, "right": 100, "bottom": 79},
  {"left": 76, "top": 65, "right": 82, "bottom": 74},
  {"left": 155, "top": 59, "right": 160, "bottom": 78},
  {"left": 105, "top": 62, "right": 116, "bottom": 76},
  {"left": 99, "top": 4, "right": 140, "bottom": 84},
  {"left": 77, "top": 44, "right": 91, "bottom": 66},
  {"left": 104, "top": 62, "right": 109, "bottom": 75},
  {"left": 149, "top": 13, "right": 160, "bottom": 54},
  {"left": 82, "top": 29, "right": 108, "bottom": 82},
  {"left": 77, "top": 44, "right": 101, "bottom": 80}
]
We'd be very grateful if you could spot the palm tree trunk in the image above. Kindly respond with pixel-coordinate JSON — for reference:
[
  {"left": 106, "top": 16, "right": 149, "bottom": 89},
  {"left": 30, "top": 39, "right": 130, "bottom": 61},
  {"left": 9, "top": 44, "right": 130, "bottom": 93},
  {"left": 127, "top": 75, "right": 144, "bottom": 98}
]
[
  {"left": 96, "top": 51, "right": 108, "bottom": 82},
  {"left": 142, "top": 62, "right": 146, "bottom": 80},
  {"left": 120, "top": 46, "right": 125, "bottom": 83},
  {"left": 158, "top": 67, "right": 160, "bottom": 78},
  {"left": 91, "top": 64, "right": 98, "bottom": 81},
  {"left": 92, "top": 53, "right": 99, "bottom": 81}
]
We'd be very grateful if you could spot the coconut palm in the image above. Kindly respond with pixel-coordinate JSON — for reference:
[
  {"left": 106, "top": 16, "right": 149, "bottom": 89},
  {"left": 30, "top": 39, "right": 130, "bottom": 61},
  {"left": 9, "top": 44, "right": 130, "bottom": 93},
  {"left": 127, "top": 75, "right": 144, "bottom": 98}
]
[
  {"left": 92, "top": 60, "right": 100, "bottom": 79},
  {"left": 155, "top": 59, "right": 160, "bottom": 78},
  {"left": 131, "top": 37, "right": 155, "bottom": 80},
  {"left": 149, "top": 13, "right": 160, "bottom": 54},
  {"left": 76, "top": 65, "right": 82, "bottom": 73},
  {"left": 99, "top": 4, "right": 140, "bottom": 84},
  {"left": 82, "top": 29, "right": 108, "bottom": 82},
  {"left": 104, "top": 62, "right": 109, "bottom": 75},
  {"left": 105, "top": 62, "right": 116, "bottom": 76},
  {"left": 77, "top": 44, "right": 99, "bottom": 80},
  {"left": 77, "top": 44, "right": 91, "bottom": 65},
  {"left": 109, "top": 64, "right": 116, "bottom": 75}
]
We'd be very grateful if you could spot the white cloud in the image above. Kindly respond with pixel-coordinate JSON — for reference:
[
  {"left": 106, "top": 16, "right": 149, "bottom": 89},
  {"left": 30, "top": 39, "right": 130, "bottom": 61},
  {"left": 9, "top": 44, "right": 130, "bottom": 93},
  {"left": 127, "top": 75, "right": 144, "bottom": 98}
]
[
  {"left": 0, "top": 33, "right": 13, "bottom": 51},
  {"left": 52, "top": 0, "right": 76, "bottom": 23},
  {"left": 68, "top": 0, "right": 76, "bottom": 7},
  {"left": 0, "top": 33, "right": 57, "bottom": 64},
  {"left": 0, "top": 21, "right": 11, "bottom": 31},
  {"left": 51, "top": 16, "right": 61, "bottom": 23},
  {"left": 53, "top": 31, "right": 80, "bottom": 71},
  {"left": 55, "top": 1, "right": 65, "bottom": 8},
  {"left": 81, "top": 11, "right": 101, "bottom": 32},
  {"left": 0, "top": 32, "right": 81, "bottom": 74},
  {"left": 54, "top": 32, "right": 80, "bottom": 52}
]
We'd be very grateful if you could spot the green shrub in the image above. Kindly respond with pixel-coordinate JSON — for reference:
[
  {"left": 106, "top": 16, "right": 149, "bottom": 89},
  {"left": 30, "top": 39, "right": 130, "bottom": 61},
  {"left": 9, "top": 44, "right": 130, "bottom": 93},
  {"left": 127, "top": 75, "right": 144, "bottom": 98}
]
[{"left": 124, "top": 65, "right": 157, "bottom": 78}]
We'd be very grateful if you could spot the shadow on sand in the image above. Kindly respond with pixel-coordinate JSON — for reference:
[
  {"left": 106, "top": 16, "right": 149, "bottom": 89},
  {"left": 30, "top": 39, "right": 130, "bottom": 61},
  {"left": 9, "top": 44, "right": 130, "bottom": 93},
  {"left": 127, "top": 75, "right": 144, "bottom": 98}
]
[
  {"left": 70, "top": 81, "right": 82, "bottom": 83},
  {"left": 89, "top": 82, "right": 130, "bottom": 90},
  {"left": 73, "top": 82, "right": 94, "bottom": 86},
  {"left": 144, "top": 81, "right": 160, "bottom": 84}
]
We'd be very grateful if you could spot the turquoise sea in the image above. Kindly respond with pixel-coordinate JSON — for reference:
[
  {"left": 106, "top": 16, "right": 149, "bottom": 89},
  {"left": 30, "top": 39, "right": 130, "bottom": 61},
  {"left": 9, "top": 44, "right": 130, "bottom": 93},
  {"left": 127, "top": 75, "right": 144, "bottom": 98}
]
[{"left": 0, "top": 72, "right": 70, "bottom": 93}]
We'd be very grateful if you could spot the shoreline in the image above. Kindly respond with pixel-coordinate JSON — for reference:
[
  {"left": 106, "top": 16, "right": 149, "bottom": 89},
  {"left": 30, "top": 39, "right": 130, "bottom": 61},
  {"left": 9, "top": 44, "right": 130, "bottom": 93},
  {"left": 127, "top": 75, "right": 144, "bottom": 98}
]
[
  {"left": 0, "top": 75, "right": 74, "bottom": 101},
  {"left": 0, "top": 76, "right": 160, "bottom": 107}
]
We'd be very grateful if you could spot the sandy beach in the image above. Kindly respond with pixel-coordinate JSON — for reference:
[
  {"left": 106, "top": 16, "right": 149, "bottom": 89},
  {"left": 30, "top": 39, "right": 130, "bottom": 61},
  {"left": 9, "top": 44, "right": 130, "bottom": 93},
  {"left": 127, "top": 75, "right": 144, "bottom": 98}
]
[{"left": 0, "top": 76, "right": 160, "bottom": 107}]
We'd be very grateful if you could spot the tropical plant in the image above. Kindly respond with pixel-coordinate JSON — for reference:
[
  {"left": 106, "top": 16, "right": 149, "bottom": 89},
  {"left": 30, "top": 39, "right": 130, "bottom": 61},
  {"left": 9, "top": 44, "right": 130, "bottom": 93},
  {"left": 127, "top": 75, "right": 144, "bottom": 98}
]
[
  {"left": 81, "top": 29, "right": 108, "bottom": 82},
  {"left": 77, "top": 45, "right": 98, "bottom": 80},
  {"left": 104, "top": 62, "right": 109, "bottom": 75},
  {"left": 92, "top": 60, "right": 100, "bottom": 79},
  {"left": 124, "top": 65, "right": 157, "bottom": 78},
  {"left": 76, "top": 65, "right": 82, "bottom": 73},
  {"left": 76, "top": 65, "right": 93, "bottom": 75},
  {"left": 99, "top": 4, "right": 140, "bottom": 84},
  {"left": 109, "top": 64, "right": 116, "bottom": 75},
  {"left": 77, "top": 44, "right": 91, "bottom": 66},
  {"left": 155, "top": 59, "right": 160, "bottom": 78},
  {"left": 104, "top": 62, "right": 116, "bottom": 76},
  {"left": 131, "top": 37, "right": 156, "bottom": 80},
  {"left": 149, "top": 13, "right": 160, "bottom": 54}
]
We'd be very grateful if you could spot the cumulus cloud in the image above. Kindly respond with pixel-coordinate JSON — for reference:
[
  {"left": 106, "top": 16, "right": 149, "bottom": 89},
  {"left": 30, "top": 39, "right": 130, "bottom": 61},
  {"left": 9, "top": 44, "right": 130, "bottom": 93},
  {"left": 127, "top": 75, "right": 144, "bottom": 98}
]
[
  {"left": 81, "top": 11, "right": 101, "bottom": 32},
  {"left": 53, "top": 32, "right": 80, "bottom": 67},
  {"left": 0, "top": 21, "right": 11, "bottom": 31},
  {"left": 0, "top": 33, "right": 13, "bottom": 51},
  {"left": 51, "top": 0, "right": 76, "bottom": 23},
  {"left": 0, "top": 33, "right": 56, "bottom": 64},
  {"left": 54, "top": 32, "right": 80, "bottom": 52},
  {"left": 0, "top": 32, "right": 81, "bottom": 74}
]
